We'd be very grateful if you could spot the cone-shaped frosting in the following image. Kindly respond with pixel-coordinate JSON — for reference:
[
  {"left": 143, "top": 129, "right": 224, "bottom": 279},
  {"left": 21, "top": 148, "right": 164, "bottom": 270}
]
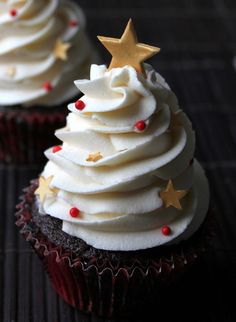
[
  {"left": 35, "top": 62, "right": 209, "bottom": 251},
  {"left": 0, "top": 0, "right": 97, "bottom": 106}
]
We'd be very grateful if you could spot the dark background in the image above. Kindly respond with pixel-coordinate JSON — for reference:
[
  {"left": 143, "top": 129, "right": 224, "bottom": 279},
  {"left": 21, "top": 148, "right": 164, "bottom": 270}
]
[{"left": 1, "top": 0, "right": 236, "bottom": 321}]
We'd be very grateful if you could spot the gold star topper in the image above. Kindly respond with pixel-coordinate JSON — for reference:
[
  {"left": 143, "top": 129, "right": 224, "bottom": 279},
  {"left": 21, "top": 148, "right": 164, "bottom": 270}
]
[
  {"left": 159, "top": 179, "right": 188, "bottom": 210},
  {"left": 86, "top": 152, "right": 103, "bottom": 162},
  {"left": 97, "top": 18, "right": 160, "bottom": 74},
  {"left": 53, "top": 39, "right": 71, "bottom": 61},
  {"left": 35, "top": 176, "right": 58, "bottom": 203}
]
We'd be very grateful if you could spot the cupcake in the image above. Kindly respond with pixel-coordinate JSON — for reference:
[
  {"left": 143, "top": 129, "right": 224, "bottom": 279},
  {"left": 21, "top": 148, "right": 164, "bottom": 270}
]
[
  {"left": 0, "top": 0, "right": 98, "bottom": 164},
  {"left": 16, "top": 19, "right": 211, "bottom": 317}
]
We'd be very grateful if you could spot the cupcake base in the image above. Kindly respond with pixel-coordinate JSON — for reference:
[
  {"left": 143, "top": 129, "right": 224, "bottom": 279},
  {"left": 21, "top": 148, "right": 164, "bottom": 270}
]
[
  {"left": 0, "top": 103, "right": 72, "bottom": 165},
  {"left": 16, "top": 180, "right": 214, "bottom": 318}
]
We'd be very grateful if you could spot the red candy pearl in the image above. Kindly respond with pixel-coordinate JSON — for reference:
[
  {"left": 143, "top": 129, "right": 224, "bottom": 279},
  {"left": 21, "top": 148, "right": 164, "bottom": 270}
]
[
  {"left": 135, "top": 120, "right": 146, "bottom": 131},
  {"left": 10, "top": 9, "right": 17, "bottom": 17},
  {"left": 43, "top": 81, "right": 53, "bottom": 92},
  {"left": 69, "top": 20, "right": 78, "bottom": 27},
  {"left": 52, "top": 146, "right": 62, "bottom": 153},
  {"left": 161, "top": 225, "right": 171, "bottom": 236},
  {"left": 69, "top": 207, "right": 80, "bottom": 218},
  {"left": 75, "top": 100, "right": 85, "bottom": 110}
]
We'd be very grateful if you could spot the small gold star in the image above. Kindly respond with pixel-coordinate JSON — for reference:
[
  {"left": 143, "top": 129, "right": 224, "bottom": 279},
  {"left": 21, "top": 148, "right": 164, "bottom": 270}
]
[
  {"left": 6, "top": 66, "right": 16, "bottom": 78},
  {"left": 160, "top": 180, "right": 188, "bottom": 210},
  {"left": 53, "top": 39, "right": 71, "bottom": 61},
  {"left": 35, "top": 176, "right": 58, "bottom": 203},
  {"left": 86, "top": 152, "right": 103, "bottom": 162},
  {"left": 97, "top": 18, "right": 160, "bottom": 74}
]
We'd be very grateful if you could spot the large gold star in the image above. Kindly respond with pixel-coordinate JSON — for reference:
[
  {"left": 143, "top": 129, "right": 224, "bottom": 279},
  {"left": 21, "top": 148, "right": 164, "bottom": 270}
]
[
  {"left": 53, "top": 39, "right": 71, "bottom": 61},
  {"left": 35, "top": 176, "right": 58, "bottom": 203},
  {"left": 159, "top": 180, "right": 188, "bottom": 210},
  {"left": 97, "top": 18, "right": 160, "bottom": 74}
]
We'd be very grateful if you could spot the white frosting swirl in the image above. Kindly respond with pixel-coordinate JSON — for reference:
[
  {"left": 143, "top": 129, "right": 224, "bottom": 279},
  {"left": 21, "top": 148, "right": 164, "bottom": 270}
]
[
  {"left": 0, "top": 0, "right": 97, "bottom": 106},
  {"left": 39, "top": 64, "right": 209, "bottom": 251}
]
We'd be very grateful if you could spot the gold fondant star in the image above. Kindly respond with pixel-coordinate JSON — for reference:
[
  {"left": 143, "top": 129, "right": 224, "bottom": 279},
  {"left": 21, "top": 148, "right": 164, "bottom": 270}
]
[
  {"left": 160, "top": 180, "right": 188, "bottom": 210},
  {"left": 6, "top": 65, "right": 16, "bottom": 78},
  {"left": 53, "top": 39, "right": 71, "bottom": 61},
  {"left": 86, "top": 152, "right": 103, "bottom": 162},
  {"left": 35, "top": 176, "right": 58, "bottom": 203},
  {"left": 97, "top": 18, "right": 160, "bottom": 74}
]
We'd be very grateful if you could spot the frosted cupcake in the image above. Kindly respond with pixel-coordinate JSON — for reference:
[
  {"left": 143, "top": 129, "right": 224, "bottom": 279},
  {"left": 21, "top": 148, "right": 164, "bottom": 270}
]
[
  {"left": 16, "top": 20, "right": 211, "bottom": 317},
  {"left": 0, "top": 0, "right": 97, "bottom": 164}
]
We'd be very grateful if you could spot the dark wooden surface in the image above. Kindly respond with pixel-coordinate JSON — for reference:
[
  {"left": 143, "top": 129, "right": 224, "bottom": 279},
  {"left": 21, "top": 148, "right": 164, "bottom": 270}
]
[{"left": 1, "top": 0, "right": 236, "bottom": 321}]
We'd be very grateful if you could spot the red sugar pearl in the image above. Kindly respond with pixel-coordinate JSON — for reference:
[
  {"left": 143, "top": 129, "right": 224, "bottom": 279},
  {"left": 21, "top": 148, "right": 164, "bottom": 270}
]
[
  {"left": 10, "top": 9, "right": 17, "bottom": 17},
  {"left": 161, "top": 225, "right": 171, "bottom": 236},
  {"left": 135, "top": 120, "right": 146, "bottom": 131},
  {"left": 75, "top": 99, "right": 85, "bottom": 110},
  {"left": 43, "top": 81, "right": 53, "bottom": 92},
  {"left": 69, "top": 207, "right": 80, "bottom": 218},
  {"left": 69, "top": 20, "right": 78, "bottom": 27},
  {"left": 52, "top": 146, "right": 62, "bottom": 153}
]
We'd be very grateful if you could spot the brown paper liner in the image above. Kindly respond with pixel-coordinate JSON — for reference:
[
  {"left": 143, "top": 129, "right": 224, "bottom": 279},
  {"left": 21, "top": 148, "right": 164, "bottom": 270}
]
[
  {"left": 0, "top": 105, "right": 68, "bottom": 164},
  {"left": 16, "top": 181, "right": 214, "bottom": 318}
]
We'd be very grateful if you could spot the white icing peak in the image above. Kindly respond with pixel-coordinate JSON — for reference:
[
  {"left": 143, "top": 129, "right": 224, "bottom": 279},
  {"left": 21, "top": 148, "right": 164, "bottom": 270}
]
[
  {"left": 39, "top": 64, "right": 209, "bottom": 251},
  {"left": 0, "top": 0, "right": 95, "bottom": 106}
]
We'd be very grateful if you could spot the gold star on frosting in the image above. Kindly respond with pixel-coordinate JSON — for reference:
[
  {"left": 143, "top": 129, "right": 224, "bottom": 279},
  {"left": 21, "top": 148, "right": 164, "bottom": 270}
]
[
  {"left": 159, "top": 180, "right": 188, "bottom": 210},
  {"left": 53, "top": 39, "right": 71, "bottom": 61},
  {"left": 6, "top": 65, "right": 16, "bottom": 78},
  {"left": 97, "top": 18, "right": 160, "bottom": 74},
  {"left": 35, "top": 176, "right": 58, "bottom": 203},
  {"left": 86, "top": 152, "right": 103, "bottom": 162}
]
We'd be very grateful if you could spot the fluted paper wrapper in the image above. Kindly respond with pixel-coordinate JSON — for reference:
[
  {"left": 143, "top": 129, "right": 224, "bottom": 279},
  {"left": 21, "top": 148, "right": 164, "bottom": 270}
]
[
  {"left": 16, "top": 182, "right": 214, "bottom": 317},
  {"left": 0, "top": 105, "right": 67, "bottom": 164}
]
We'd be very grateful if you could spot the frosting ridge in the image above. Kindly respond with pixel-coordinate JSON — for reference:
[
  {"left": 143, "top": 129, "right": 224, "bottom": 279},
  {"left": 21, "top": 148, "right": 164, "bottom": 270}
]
[{"left": 38, "top": 63, "right": 209, "bottom": 250}]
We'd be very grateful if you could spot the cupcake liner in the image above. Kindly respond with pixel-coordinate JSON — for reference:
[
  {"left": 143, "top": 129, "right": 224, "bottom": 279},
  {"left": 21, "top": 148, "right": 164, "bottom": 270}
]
[
  {"left": 0, "top": 106, "right": 67, "bottom": 164},
  {"left": 16, "top": 181, "right": 214, "bottom": 318}
]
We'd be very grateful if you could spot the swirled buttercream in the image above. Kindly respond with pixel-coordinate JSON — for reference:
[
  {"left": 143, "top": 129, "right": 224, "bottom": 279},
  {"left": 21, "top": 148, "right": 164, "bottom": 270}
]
[
  {"left": 37, "top": 63, "right": 209, "bottom": 251},
  {"left": 0, "top": 0, "right": 96, "bottom": 106}
]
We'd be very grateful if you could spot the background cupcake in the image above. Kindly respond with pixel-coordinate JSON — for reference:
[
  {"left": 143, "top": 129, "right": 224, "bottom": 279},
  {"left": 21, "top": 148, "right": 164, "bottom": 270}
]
[
  {"left": 16, "top": 19, "right": 211, "bottom": 317},
  {"left": 0, "top": 0, "right": 98, "bottom": 164}
]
